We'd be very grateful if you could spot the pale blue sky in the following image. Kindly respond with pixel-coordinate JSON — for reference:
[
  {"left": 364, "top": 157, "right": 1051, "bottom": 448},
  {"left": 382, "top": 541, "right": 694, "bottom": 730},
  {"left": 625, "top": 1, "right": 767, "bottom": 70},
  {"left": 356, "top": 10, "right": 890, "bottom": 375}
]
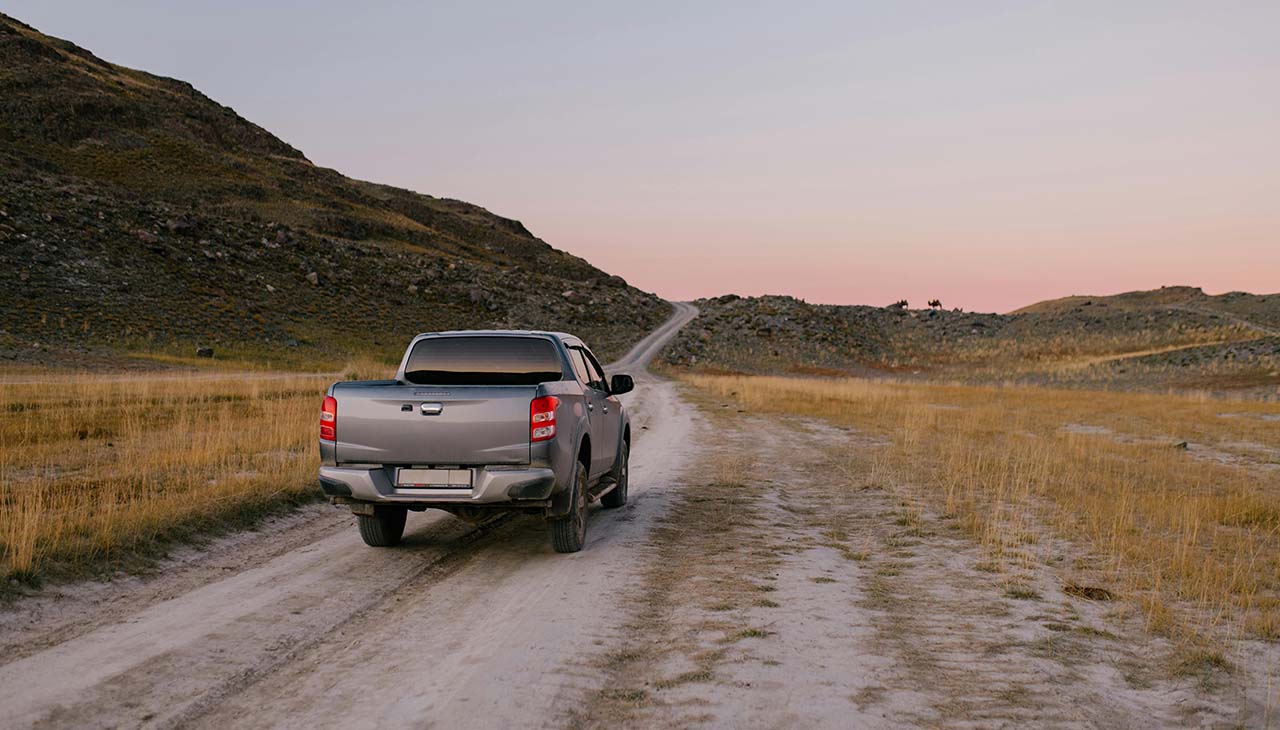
[{"left": 9, "top": 1, "right": 1279, "bottom": 310}]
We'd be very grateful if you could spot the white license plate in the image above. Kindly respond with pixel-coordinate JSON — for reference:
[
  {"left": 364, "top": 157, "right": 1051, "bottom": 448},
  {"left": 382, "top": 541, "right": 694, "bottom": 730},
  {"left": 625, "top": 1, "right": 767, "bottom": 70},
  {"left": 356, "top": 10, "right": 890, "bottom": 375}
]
[{"left": 396, "top": 468, "right": 472, "bottom": 488}]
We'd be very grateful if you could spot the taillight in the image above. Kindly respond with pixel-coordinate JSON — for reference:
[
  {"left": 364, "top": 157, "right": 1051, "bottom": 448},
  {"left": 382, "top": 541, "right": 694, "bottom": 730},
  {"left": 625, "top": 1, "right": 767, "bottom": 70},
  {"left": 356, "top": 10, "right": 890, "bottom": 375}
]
[
  {"left": 320, "top": 396, "right": 337, "bottom": 441},
  {"left": 530, "top": 396, "right": 559, "bottom": 442}
]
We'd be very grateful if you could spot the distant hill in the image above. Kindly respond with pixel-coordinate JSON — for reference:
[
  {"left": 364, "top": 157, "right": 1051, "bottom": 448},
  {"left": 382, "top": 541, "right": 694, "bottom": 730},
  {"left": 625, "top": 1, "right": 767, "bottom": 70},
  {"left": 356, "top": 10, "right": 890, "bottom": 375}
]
[
  {"left": 0, "top": 13, "right": 668, "bottom": 368},
  {"left": 660, "top": 289, "right": 1280, "bottom": 394},
  {"left": 1014, "top": 286, "right": 1279, "bottom": 331}
]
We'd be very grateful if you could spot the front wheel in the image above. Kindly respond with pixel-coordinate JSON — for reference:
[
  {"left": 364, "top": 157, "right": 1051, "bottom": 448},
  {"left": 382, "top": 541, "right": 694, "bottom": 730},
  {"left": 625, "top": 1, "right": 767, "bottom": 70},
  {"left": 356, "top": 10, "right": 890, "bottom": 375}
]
[
  {"left": 600, "top": 442, "right": 629, "bottom": 509},
  {"left": 357, "top": 506, "right": 407, "bottom": 547},
  {"left": 550, "top": 462, "right": 588, "bottom": 553}
]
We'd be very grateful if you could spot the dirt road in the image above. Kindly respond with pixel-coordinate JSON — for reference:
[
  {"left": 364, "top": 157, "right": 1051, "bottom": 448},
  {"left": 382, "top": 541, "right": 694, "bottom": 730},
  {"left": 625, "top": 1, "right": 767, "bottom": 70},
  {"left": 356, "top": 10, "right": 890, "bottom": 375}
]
[
  {"left": 0, "top": 304, "right": 700, "bottom": 729},
  {"left": 2, "top": 300, "right": 1268, "bottom": 729}
]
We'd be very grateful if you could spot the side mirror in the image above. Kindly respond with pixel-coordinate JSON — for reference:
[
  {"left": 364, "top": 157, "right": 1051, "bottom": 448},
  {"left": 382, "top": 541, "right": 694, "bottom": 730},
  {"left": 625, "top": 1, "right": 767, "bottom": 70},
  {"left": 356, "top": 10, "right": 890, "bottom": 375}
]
[{"left": 609, "top": 374, "right": 634, "bottom": 395}]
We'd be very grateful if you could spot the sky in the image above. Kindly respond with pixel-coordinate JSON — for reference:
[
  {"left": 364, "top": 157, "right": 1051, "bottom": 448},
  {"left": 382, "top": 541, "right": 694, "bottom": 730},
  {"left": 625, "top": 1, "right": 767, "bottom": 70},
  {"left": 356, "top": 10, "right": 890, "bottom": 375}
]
[{"left": 8, "top": 1, "right": 1279, "bottom": 312}]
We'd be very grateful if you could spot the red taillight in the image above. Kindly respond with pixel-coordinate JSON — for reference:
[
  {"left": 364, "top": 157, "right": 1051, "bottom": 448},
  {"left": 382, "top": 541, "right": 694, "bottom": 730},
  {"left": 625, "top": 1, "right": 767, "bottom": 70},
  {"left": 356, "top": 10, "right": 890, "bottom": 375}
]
[
  {"left": 530, "top": 396, "right": 559, "bottom": 443},
  {"left": 320, "top": 396, "right": 337, "bottom": 441}
]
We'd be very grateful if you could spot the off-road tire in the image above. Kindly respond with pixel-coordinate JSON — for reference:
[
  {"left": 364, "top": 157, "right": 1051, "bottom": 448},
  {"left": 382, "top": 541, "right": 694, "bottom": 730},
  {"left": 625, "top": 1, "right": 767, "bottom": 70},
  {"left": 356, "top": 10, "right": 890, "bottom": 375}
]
[
  {"left": 550, "top": 462, "right": 589, "bottom": 553},
  {"left": 357, "top": 506, "right": 407, "bottom": 547},
  {"left": 600, "top": 442, "right": 629, "bottom": 509}
]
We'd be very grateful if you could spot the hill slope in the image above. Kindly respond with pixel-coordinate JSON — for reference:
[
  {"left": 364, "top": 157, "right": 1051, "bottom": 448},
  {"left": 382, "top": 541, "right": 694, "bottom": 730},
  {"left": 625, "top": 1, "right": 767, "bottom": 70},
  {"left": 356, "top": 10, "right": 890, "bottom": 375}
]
[
  {"left": 1013, "top": 286, "right": 1280, "bottom": 334},
  {"left": 0, "top": 13, "right": 667, "bottom": 367}
]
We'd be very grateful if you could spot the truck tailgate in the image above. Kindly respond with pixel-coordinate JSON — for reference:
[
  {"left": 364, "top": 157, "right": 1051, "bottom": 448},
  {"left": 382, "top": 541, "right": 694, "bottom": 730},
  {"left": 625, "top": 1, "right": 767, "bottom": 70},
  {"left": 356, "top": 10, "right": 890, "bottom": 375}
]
[{"left": 334, "top": 384, "right": 536, "bottom": 465}]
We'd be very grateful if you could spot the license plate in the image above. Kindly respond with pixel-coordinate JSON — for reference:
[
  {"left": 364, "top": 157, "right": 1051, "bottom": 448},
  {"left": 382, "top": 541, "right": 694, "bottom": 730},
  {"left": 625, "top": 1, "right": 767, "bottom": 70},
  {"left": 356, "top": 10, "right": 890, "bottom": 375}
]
[{"left": 396, "top": 468, "right": 472, "bottom": 488}]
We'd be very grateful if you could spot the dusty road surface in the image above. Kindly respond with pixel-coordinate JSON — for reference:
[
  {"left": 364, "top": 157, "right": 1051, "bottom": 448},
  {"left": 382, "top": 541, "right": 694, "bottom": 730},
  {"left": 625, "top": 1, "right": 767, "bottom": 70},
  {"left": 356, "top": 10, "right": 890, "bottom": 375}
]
[
  {"left": 2, "top": 300, "right": 1270, "bottom": 729},
  {"left": 0, "top": 304, "right": 699, "bottom": 730}
]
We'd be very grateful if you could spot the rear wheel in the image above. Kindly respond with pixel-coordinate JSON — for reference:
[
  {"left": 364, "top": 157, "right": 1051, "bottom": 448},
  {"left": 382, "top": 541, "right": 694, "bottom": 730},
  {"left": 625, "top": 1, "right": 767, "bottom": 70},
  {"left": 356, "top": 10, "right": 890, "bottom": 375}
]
[
  {"left": 600, "top": 442, "right": 629, "bottom": 509},
  {"left": 357, "top": 506, "right": 407, "bottom": 547},
  {"left": 550, "top": 462, "right": 588, "bottom": 553}
]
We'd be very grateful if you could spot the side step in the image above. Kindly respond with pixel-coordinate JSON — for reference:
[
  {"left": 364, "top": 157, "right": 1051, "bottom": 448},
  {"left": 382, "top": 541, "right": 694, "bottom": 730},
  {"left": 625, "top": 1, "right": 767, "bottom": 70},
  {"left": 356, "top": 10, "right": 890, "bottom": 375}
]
[{"left": 588, "top": 477, "right": 618, "bottom": 503}]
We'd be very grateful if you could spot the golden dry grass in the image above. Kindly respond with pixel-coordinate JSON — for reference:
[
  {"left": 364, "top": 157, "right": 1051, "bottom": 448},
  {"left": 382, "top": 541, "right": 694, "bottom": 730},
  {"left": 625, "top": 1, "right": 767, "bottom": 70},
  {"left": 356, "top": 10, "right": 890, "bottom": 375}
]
[
  {"left": 0, "top": 366, "right": 386, "bottom": 584},
  {"left": 684, "top": 374, "right": 1280, "bottom": 644}
]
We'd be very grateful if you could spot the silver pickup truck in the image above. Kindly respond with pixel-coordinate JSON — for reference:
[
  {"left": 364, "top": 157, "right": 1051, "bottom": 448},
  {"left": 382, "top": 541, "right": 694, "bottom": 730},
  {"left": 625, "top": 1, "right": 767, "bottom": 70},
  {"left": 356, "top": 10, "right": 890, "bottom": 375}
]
[{"left": 318, "top": 331, "right": 634, "bottom": 553}]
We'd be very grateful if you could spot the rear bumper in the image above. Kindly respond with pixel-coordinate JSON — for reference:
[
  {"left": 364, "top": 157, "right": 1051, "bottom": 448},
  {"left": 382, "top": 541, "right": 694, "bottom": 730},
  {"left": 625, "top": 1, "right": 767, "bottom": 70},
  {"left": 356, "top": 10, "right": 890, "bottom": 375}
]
[{"left": 319, "top": 465, "right": 557, "bottom": 504}]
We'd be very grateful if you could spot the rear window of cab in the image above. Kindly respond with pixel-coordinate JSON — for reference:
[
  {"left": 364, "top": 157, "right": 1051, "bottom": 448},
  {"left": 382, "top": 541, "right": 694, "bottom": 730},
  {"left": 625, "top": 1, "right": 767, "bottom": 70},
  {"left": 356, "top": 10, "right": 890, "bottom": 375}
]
[{"left": 403, "top": 336, "right": 564, "bottom": 385}]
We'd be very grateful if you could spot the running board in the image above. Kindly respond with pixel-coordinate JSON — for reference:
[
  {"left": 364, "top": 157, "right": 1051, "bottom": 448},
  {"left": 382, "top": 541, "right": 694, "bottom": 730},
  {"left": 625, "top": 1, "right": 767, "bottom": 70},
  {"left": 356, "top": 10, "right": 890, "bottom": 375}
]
[{"left": 588, "top": 479, "right": 618, "bottom": 503}]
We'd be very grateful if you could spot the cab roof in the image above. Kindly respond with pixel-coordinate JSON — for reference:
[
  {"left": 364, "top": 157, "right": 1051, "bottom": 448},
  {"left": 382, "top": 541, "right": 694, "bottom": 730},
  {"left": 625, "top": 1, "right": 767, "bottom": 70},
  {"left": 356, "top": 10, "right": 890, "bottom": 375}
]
[{"left": 412, "top": 330, "right": 578, "bottom": 342}]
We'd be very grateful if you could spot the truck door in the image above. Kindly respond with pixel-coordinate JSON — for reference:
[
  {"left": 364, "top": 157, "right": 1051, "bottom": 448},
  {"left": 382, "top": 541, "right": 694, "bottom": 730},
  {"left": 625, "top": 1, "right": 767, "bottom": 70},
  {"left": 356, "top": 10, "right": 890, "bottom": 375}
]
[
  {"left": 578, "top": 346, "right": 622, "bottom": 479},
  {"left": 568, "top": 346, "right": 613, "bottom": 480}
]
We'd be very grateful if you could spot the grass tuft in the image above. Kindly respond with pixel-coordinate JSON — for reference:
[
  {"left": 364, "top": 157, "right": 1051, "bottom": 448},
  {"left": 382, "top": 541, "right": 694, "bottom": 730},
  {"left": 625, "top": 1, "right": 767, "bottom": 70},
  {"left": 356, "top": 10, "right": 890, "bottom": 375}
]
[
  {"left": 653, "top": 669, "right": 713, "bottom": 689},
  {"left": 1004, "top": 585, "right": 1043, "bottom": 601}
]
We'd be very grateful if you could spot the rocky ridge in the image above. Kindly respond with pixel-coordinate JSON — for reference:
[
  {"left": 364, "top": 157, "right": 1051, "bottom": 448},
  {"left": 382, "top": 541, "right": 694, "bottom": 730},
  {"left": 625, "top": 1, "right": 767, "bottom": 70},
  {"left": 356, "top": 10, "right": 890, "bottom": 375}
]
[{"left": 660, "top": 290, "right": 1280, "bottom": 393}]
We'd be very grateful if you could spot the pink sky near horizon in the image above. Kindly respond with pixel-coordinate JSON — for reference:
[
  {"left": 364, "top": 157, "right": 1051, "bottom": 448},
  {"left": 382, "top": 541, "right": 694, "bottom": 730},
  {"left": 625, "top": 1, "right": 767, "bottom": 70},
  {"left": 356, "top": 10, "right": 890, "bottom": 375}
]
[{"left": 9, "top": 1, "right": 1280, "bottom": 313}]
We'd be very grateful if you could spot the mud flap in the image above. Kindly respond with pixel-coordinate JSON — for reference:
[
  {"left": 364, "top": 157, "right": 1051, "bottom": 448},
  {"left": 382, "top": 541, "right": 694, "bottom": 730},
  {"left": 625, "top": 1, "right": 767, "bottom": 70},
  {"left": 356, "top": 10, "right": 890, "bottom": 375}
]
[{"left": 548, "top": 480, "right": 574, "bottom": 518}]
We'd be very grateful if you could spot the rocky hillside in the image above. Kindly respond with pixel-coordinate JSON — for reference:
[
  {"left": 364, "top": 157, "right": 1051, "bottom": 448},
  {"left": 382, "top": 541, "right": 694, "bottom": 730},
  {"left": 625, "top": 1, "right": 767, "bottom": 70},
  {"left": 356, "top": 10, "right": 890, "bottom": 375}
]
[
  {"left": 1013, "top": 286, "right": 1280, "bottom": 335},
  {"left": 0, "top": 13, "right": 668, "bottom": 368},
  {"left": 661, "top": 289, "right": 1280, "bottom": 393}
]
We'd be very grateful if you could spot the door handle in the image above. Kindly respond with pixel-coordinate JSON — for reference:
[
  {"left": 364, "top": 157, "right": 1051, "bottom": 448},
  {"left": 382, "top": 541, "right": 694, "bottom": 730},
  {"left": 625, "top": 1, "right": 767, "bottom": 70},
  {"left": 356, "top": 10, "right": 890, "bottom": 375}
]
[
  {"left": 587, "top": 402, "right": 594, "bottom": 412},
  {"left": 603, "top": 405, "right": 609, "bottom": 414}
]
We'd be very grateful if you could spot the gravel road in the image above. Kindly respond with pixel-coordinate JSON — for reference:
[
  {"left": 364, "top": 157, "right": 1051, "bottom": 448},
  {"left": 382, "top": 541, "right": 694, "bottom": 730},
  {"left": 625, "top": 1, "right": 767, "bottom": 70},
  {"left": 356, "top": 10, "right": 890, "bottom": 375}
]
[
  {"left": 0, "top": 303, "right": 701, "bottom": 730},
  {"left": 4, "top": 300, "right": 1267, "bottom": 729}
]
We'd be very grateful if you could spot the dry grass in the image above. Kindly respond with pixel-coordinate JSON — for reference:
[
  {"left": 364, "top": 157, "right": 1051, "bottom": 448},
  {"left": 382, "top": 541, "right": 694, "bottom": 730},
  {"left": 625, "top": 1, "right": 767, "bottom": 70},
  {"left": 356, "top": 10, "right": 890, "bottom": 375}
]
[
  {"left": 903, "top": 326, "right": 1248, "bottom": 368},
  {"left": 0, "top": 368, "right": 355, "bottom": 585},
  {"left": 893, "top": 327, "right": 1280, "bottom": 392},
  {"left": 685, "top": 374, "right": 1280, "bottom": 644}
]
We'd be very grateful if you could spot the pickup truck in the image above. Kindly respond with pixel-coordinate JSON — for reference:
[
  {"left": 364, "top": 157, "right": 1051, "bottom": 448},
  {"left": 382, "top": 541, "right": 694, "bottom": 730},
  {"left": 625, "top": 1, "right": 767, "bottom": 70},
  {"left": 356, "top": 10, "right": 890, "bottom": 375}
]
[{"left": 317, "top": 331, "right": 634, "bottom": 553}]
